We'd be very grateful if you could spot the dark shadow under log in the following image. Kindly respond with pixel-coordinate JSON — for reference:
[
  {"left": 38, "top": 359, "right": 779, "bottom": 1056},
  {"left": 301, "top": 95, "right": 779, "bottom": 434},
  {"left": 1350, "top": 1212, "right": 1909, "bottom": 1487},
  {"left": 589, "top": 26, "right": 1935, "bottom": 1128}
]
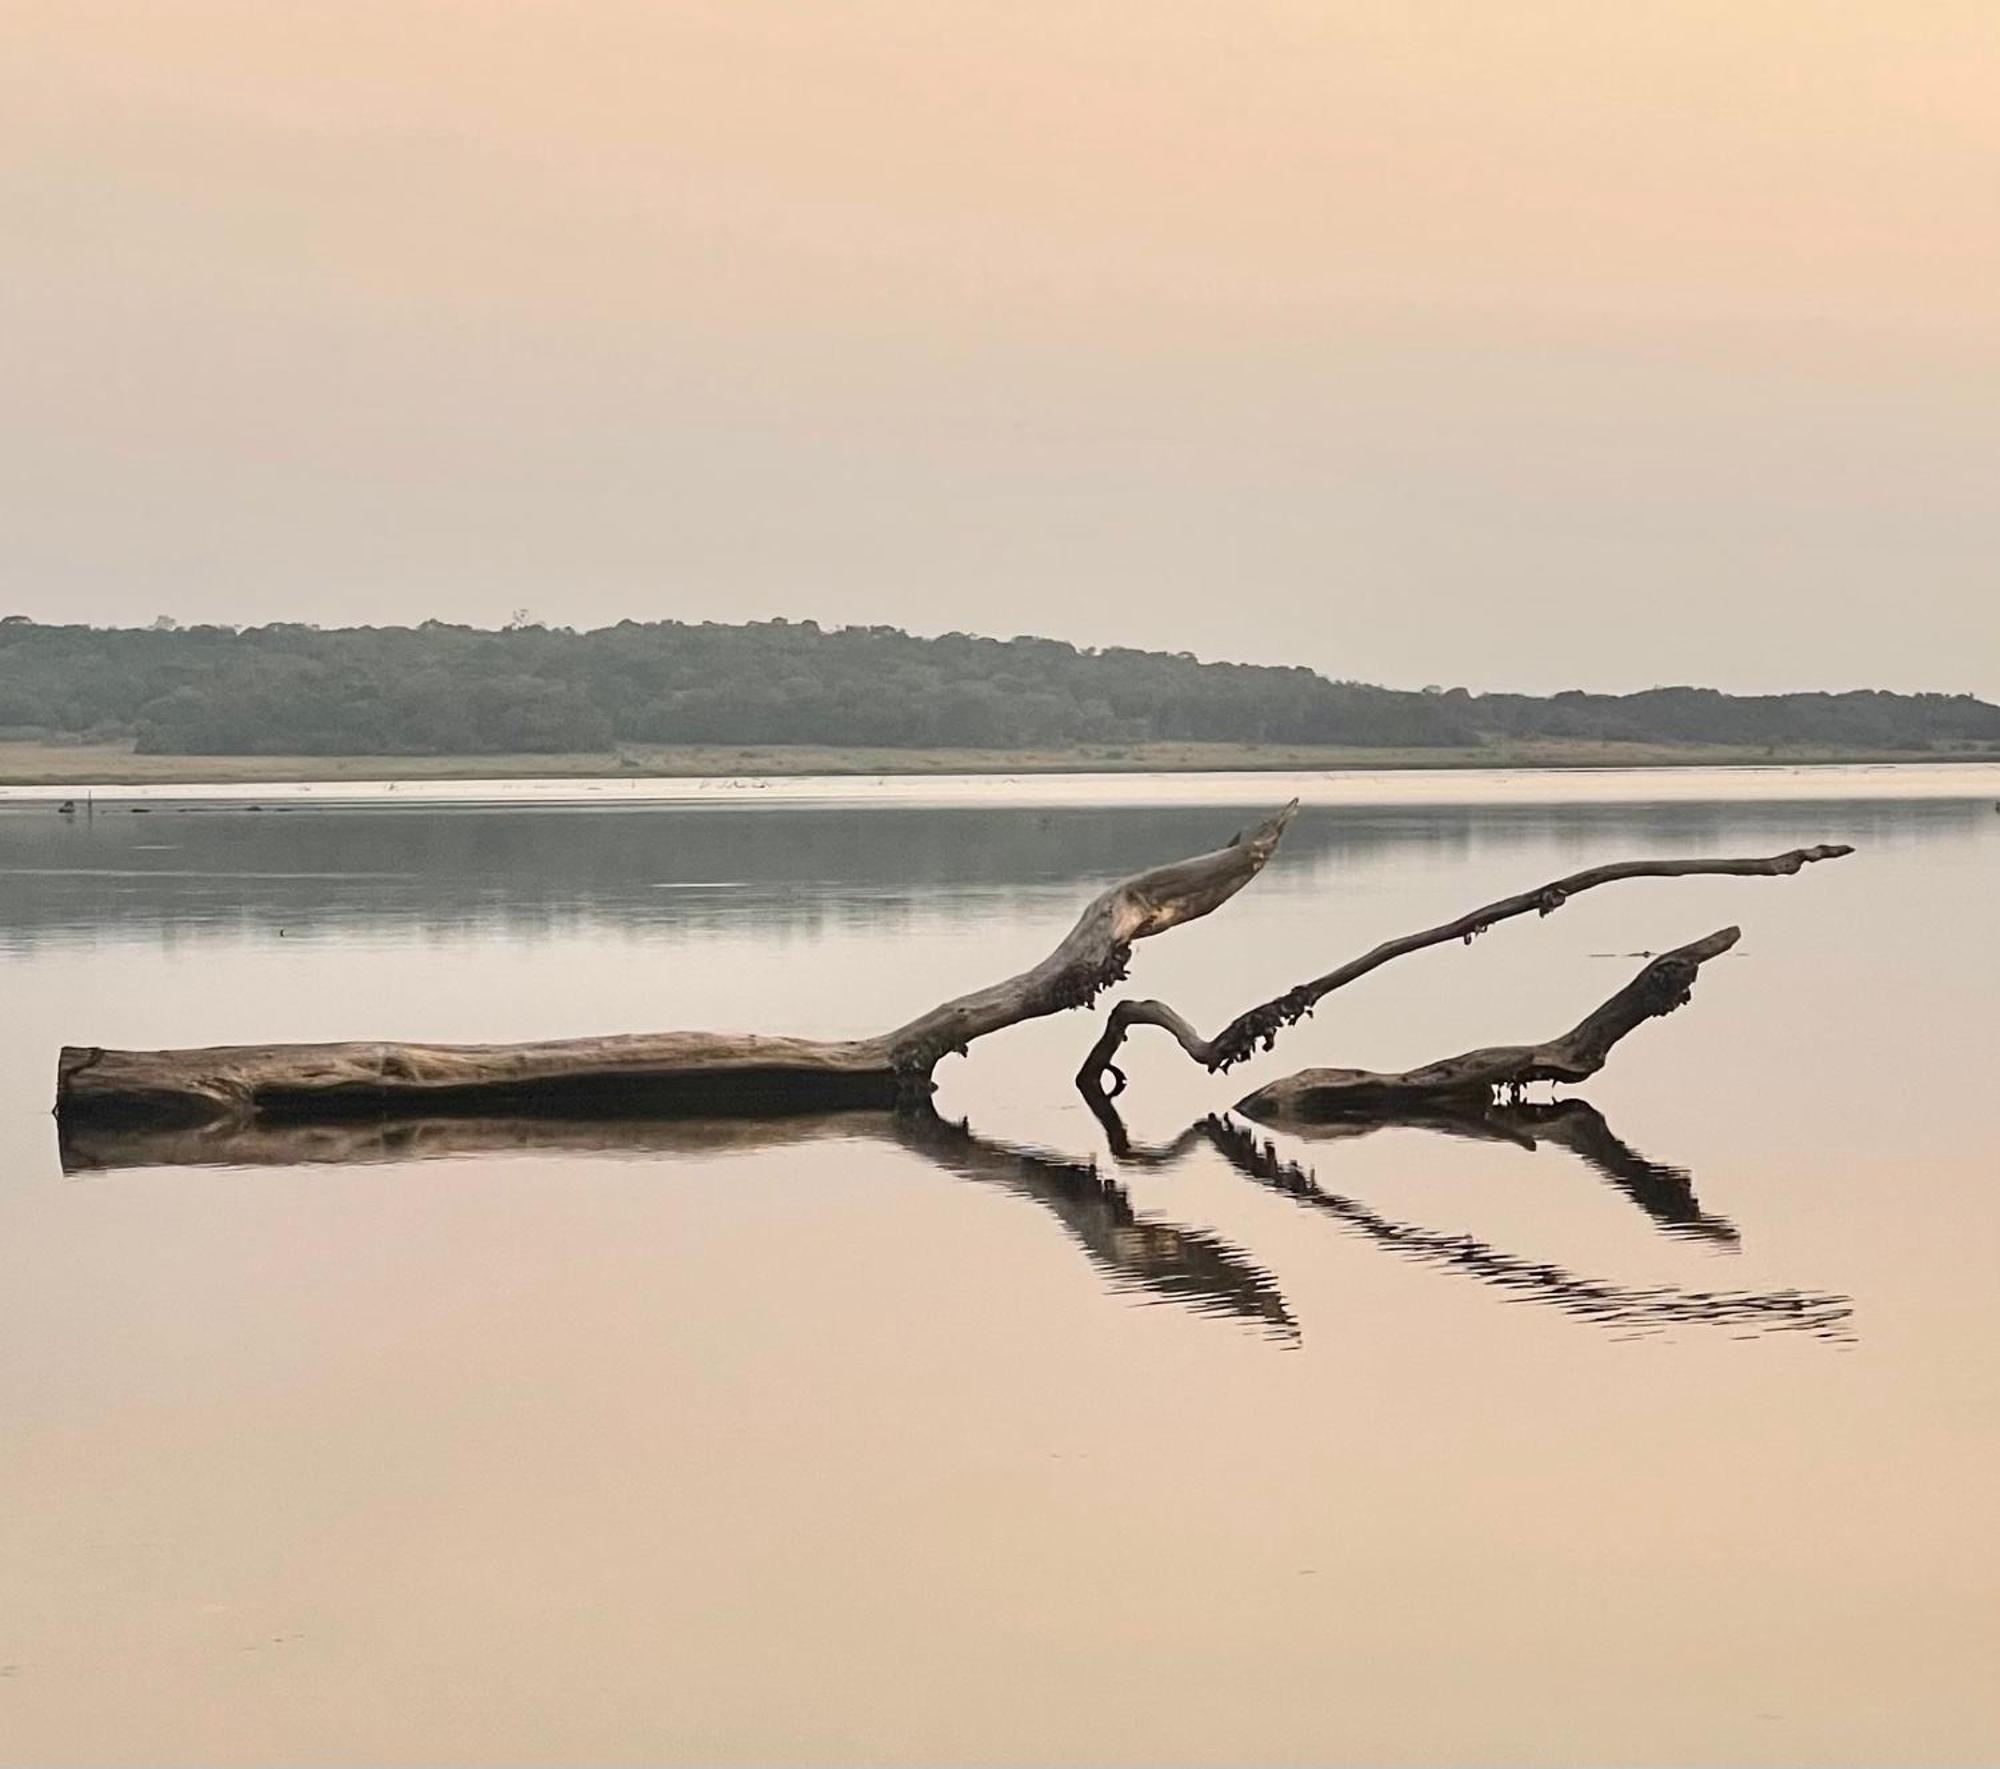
[
  {"left": 62, "top": 1086, "right": 1839, "bottom": 1341},
  {"left": 1079, "top": 1088, "right": 1734, "bottom": 1244},
  {"left": 1259, "top": 1097, "right": 1738, "bottom": 1246},
  {"left": 57, "top": 803, "right": 1297, "bottom": 1128},
  {"left": 1197, "top": 1115, "right": 1850, "bottom": 1340},
  {"left": 60, "top": 1102, "right": 1296, "bottom": 1341}
]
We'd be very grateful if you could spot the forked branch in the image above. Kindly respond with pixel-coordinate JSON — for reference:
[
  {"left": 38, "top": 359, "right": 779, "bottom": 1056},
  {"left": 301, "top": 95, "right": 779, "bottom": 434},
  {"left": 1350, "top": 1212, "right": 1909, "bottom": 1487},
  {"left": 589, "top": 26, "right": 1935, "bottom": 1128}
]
[
  {"left": 1234, "top": 926, "right": 1738, "bottom": 1120},
  {"left": 1077, "top": 844, "right": 1851, "bottom": 1096}
]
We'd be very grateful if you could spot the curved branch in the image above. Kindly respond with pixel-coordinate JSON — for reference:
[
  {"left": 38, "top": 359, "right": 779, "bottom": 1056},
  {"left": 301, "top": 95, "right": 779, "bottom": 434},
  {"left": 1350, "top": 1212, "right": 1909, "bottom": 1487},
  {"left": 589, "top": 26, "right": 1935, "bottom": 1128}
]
[
  {"left": 1076, "top": 843, "right": 1851, "bottom": 1094},
  {"left": 881, "top": 800, "right": 1296, "bottom": 1072}
]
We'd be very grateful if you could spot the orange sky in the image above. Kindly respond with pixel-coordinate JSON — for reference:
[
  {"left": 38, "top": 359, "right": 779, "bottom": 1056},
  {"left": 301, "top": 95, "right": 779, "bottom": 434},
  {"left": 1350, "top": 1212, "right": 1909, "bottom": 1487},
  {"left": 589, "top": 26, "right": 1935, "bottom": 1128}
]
[{"left": 4, "top": 1, "right": 1996, "bottom": 693}]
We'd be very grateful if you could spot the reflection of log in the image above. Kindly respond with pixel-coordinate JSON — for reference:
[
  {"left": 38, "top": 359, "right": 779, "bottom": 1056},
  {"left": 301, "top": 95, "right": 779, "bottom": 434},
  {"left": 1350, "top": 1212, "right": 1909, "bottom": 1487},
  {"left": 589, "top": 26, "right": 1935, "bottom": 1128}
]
[
  {"left": 59, "top": 1103, "right": 1295, "bottom": 1340},
  {"left": 56, "top": 1109, "right": 886, "bottom": 1173},
  {"left": 1265, "top": 1097, "right": 1736, "bottom": 1245},
  {"left": 1081, "top": 1087, "right": 1733, "bottom": 1244},
  {"left": 1200, "top": 1117, "right": 1849, "bottom": 1340},
  {"left": 1236, "top": 926, "right": 1739, "bottom": 1120},
  {"left": 1077, "top": 844, "right": 1850, "bottom": 1093},
  {"left": 56, "top": 804, "right": 1297, "bottom": 1128},
  {"left": 888, "top": 1109, "right": 1294, "bottom": 1338}
]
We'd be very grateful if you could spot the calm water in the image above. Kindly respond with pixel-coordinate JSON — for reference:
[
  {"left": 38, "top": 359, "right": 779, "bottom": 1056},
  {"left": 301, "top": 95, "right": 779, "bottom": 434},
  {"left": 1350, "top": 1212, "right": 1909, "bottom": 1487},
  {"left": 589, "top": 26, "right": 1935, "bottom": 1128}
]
[{"left": 2, "top": 773, "right": 1996, "bottom": 1764}]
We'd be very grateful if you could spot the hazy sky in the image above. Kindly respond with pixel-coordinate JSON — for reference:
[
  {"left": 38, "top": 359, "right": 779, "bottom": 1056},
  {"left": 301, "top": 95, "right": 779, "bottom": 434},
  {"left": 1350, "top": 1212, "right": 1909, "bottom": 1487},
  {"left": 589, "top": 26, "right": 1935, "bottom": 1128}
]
[{"left": 4, "top": 1, "right": 1996, "bottom": 695}]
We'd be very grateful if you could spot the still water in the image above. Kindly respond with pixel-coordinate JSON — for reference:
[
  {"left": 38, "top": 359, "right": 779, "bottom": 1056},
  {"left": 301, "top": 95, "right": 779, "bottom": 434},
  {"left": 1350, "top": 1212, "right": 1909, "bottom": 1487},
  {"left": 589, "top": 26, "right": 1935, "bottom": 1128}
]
[{"left": 2, "top": 773, "right": 1996, "bottom": 1764}]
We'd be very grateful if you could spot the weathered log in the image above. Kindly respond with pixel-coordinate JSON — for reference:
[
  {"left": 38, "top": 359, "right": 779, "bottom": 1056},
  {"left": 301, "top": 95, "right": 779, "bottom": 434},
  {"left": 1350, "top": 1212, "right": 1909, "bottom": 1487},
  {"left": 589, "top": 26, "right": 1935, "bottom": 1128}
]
[
  {"left": 1076, "top": 843, "right": 1852, "bottom": 1094},
  {"left": 56, "top": 803, "right": 1297, "bottom": 1127},
  {"left": 1234, "top": 926, "right": 1738, "bottom": 1120}
]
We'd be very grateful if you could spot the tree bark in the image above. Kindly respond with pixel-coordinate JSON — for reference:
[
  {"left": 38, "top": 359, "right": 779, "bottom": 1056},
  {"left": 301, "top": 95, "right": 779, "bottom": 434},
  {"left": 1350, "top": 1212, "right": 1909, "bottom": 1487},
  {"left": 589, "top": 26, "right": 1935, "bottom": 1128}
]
[
  {"left": 1233, "top": 926, "right": 1738, "bottom": 1120},
  {"left": 56, "top": 803, "right": 1297, "bottom": 1127},
  {"left": 1076, "top": 844, "right": 1851, "bottom": 1094}
]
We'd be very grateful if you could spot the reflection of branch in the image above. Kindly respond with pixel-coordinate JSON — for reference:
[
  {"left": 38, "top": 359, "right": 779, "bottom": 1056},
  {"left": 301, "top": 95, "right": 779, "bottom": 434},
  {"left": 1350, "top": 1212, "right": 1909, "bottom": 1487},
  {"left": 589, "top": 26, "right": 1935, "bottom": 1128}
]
[
  {"left": 1510, "top": 1101, "right": 1736, "bottom": 1246},
  {"left": 1077, "top": 1074, "right": 1212, "bottom": 1167},
  {"left": 1200, "top": 1116, "right": 1850, "bottom": 1340},
  {"left": 1084, "top": 1085, "right": 1735, "bottom": 1245},
  {"left": 59, "top": 1103, "right": 1296, "bottom": 1342},
  {"left": 888, "top": 1109, "right": 1294, "bottom": 1340},
  {"left": 1238, "top": 927, "right": 1740, "bottom": 1120},
  {"left": 1077, "top": 844, "right": 1851, "bottom": 1094}
]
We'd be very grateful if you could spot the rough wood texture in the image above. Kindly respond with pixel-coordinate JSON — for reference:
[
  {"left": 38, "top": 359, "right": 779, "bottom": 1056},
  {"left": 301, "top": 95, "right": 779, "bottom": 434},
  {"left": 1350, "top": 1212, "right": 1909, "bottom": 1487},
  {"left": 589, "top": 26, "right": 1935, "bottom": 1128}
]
[
  {"left": 56, "top": 803, "right": 1297, "bottom": 1127},
  {"left": 1076, "top": 843, "right": 1852, "bottom": 1094},
  {"left": 1234, "top": 926, "right": 1739, "bottom": 1120}
]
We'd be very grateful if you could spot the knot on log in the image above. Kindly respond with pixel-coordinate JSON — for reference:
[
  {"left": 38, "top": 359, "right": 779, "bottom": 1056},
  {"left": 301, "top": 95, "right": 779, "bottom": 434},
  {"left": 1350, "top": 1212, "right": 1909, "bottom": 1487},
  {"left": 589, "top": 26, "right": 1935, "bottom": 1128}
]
[
  {"left": 1535, "top": 887, "right": 1567, "bottom": 916},
  {"left": 1637, "top": 954, "right": 1700, "bottom": 1017}
]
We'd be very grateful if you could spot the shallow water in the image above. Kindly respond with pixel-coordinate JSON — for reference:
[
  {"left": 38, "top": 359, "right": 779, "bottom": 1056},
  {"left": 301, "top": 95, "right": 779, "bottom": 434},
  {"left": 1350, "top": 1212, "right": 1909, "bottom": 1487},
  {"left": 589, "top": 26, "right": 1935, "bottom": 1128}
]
[{"left": 2, "top": 775, "right": 1996, "bottom": 1764}]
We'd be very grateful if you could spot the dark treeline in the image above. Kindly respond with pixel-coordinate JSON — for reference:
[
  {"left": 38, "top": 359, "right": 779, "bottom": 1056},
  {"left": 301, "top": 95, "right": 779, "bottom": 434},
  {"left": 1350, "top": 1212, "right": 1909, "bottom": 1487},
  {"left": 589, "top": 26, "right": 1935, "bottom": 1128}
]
[{"left": 1, "top": 615, "right": 1995, "bottom": 756}]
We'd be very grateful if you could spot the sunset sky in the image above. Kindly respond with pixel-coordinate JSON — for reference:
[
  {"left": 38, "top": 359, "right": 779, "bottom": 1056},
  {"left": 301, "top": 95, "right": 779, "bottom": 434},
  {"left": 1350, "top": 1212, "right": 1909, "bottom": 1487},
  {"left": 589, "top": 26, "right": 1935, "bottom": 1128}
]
[{"left": 5, "top": 1, "right": 1996, "bottom": 694}]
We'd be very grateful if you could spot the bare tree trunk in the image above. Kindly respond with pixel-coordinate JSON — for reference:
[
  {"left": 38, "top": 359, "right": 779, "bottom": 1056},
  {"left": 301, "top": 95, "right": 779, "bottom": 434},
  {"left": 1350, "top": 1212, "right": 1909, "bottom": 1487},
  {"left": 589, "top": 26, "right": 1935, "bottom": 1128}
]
[{"left": 56, "top": 803, "right": 1297, "bottom": 1127}]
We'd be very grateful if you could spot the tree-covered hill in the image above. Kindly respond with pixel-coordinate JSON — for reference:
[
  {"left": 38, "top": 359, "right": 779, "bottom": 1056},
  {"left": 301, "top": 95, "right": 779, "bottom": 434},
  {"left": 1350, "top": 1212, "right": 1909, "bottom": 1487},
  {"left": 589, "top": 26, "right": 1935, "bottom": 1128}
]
[{"left": 1, "top": 615, "right": 1994, "bottom": 757}]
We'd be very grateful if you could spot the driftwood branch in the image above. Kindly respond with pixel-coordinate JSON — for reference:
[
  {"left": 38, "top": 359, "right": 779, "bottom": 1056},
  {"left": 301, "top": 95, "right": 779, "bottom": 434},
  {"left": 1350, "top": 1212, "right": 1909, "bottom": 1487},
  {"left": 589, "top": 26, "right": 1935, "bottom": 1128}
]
[
  {"left": 56, "top": 803, "right": 1297, "bottom": 1127},
  {"left": 1235, "top": 926, "right": 1738, "bottom": 1120},
  {"left": 1076, "top": 844, "right": 1851, "bottom": 1095}
]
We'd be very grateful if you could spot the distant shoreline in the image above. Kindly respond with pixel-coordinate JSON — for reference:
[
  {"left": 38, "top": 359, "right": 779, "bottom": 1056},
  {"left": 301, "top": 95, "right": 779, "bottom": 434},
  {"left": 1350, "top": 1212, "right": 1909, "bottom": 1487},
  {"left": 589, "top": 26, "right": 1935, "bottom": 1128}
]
[{"left": 3, "top": 736, "right": 1996, "bottom": 787}]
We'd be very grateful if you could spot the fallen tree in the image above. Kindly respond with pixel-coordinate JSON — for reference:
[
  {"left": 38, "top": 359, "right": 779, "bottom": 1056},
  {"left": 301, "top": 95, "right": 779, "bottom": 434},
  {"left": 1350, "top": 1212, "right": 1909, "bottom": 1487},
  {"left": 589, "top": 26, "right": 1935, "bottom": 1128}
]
[
  {"left": 1075, "top": 844, "right": 1852, "bottom": 1107},
  {"left": 54, "top": 803, "right": 1298, "bottom": 1127},
  {"left": 55, "top": 813, "right": 1854, "bottom": 1134}
]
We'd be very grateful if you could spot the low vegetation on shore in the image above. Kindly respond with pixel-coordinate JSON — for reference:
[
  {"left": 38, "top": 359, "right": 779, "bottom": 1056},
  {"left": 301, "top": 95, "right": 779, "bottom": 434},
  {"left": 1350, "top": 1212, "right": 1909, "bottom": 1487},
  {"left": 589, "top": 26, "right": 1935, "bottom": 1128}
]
[{"left": 3, "top": 614, "right": 1995, "bottom": 763}]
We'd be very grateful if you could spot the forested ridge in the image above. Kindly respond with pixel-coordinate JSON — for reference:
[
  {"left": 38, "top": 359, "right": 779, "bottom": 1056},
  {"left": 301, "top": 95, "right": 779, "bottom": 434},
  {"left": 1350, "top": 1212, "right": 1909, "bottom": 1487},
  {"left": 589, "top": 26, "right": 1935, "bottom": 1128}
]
[{"left": 2, "top": 615, "right": 1994, "bottom": 757}]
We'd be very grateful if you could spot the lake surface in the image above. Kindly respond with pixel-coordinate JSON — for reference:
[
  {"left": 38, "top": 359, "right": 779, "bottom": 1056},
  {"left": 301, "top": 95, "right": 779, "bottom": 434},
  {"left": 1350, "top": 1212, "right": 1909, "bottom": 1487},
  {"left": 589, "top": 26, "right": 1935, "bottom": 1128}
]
[{"left": 2, "top": 771, "right": 1996, "bottom": 1764}]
